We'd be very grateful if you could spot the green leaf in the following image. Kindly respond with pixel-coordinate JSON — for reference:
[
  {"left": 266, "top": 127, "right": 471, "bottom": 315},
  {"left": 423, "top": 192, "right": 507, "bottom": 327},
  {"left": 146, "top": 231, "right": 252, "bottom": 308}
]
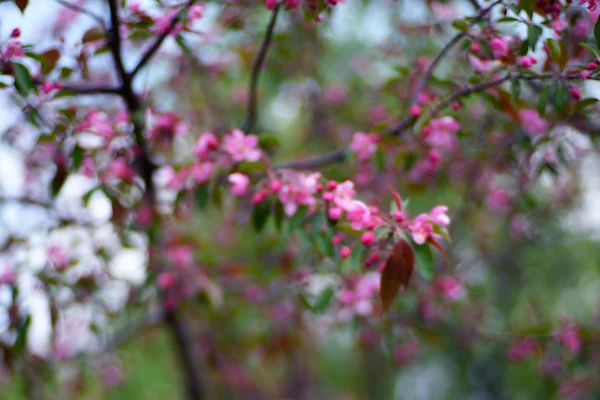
[
  {"left": 527, "top": 25, "right": 543, "bottom": 51},
  {"left": 520, "top": 0, "right": 535, "bottom": 18},
  {"left": 211, "top": 181, "right": 222, "bottom": 209},
  {"left": 236, "top": 161, "right": 265, "bottom": 173},
  {"left": 373, "top": 149, "right": 386, "bottom": 172},
  {"left": 351, "top": 242, "right": 365, "bottom": 271},
  {"left": 12, "top": 63, "right": 33, "bottom": 96},
  {"left": 537, "top": 85, "right": 550, "bottom": 116},
  {"left": 579, "top": 42, "right": 600, "bottom": 58},
  {"left": 310, "top": 286, "right": 335, "bottom": 314},
  {"left": 274, "top": 201, "right": 284, "bottom": 231},
  {"left": 71, "top": 145, "right": 84, "bottom": 170},
  {"left": 452, "top": 19, "right": 469, "bottom": 32},
  {"left": 573, "top": 98, "right": 599, "bottom": 113},
  {"left": 595, "top": 16, "right": 600, "bottom": 51},
  {"left": 552, "top": 85, "right": 569, "bottom": 114},
  {"left": 251, "top": 197, "right": 272, "bottom": 232},
  {"left": 14, "top": 315, "right": 31, "bottom": 353},
  {"left": 496, "top": 17, "right": 520, "bottom": 23},
  {"left": 510, "top": 78, "right": 521, "bottom": 104},
  {"left": 258, "top": 134, "right": 280, "bottom": 147},
  {"left": 545, "top": 38, "right": 561, "bottom": 64},
  {"left": 413, "top": 242, "right": 434, "bottom": 280},
  {"left": 195, "top": 183, "right": 210, "bottom": 210}
]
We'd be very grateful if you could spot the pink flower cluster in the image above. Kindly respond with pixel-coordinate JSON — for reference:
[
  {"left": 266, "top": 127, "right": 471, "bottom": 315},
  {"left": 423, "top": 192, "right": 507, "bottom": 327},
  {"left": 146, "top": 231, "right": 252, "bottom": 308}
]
[
  {"left": 553, "top": 318, "right": 582, "bottom": 354},
  {"left": 349, "top": 132, "right": 380, "bottom": 162},
  {"left": 423, "top": 116, "right": 461, "bottom": 152},
  {"left": 148, "top": 112, "right": 189, "bottom": 142},
  {"left": 0, "top": 38, "right": 24, "bottom": 62},
  {"left": 408, "top": 206, "right": 450, "bottom": 245},
  {"left": 338, "top": 272, "right": 381, "bottom": 320}
]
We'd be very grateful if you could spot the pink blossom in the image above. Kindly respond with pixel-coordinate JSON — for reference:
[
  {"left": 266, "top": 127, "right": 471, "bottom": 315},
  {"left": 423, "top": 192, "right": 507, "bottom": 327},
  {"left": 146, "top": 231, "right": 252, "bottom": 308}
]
[
  {"left": 105, "top": 158, "right": 135, "bottom": 182},
  {"left": 153, "top": 9, "right": 181, "bottom": 36},
  {"left": 554, "top": 319, "right": 582, "bottom": 354},
  {"left": 410, "top": 214, "right": 433, "bottom": 244},
  {"left": 157, "top": 272, "right": 176, "bottom": 289},
  {"left": 349, "top": 132, "right": 379, "bottom": 162},
  {"left": 519, "top": 109, "right": 547, "bottom": 137},
  {"left": 490, "top": 36, "right": 511, "bottom": 59},
  {"left": 517, "top": 55, "right": 537, "bottom": 69},
  {"left": 163, "top": 166, "right": 186, "bottom": 190},
  {"left": 435, "top": 275, "right": 464, "bottom": 300},
  {"left": 328, "top": 206, "right": 342, "bottom": 220},
  {"left": 48, "top": 245, "right": 69, "bottom": 270},
  {"left": 189, "top": 162, "right": 213, "bottom": 184},
  {"left": 278, "top": 172, "right": 321, "bottom": 216},
  {"left": 485, "top": 187, "right": 512, "bottom": 213},
  {"left": 429, "top": 205, "right": 450, "bottom": 226},
  {"left": 468, "top": 55, "right": 500, "bottom": 74},
  {"left": 193, "top": 131, "right": 219, "bottom": 159},
  {"left": 222, "top": 129, "right": 262, "bottom": 163},
  {"left": 0, "top": 262, "right": 16, "bottom": 285},
  {"left": 507, "top": 337, "right": 538, "bottom": 362},
  {"left": 149, "top": 112, "right": 188, "bottom": 142},
  {"left": 187, "top": 4, "right": 206, "bottom": 23},
  {"left": 346, "top": 200, "right": 380, "bottom": 230},
  {"left": 551, "top": 19, "right": 568, "bottom": 37},
  {"left": 425, "top": 117, "right": 460, "bottom": 151},
  {"left": 393, "top": 339, "right": 421, "bottom": 365},
  {"left": 228, "top": 173, "right": 250, "bottom": 196},
  {"left": 166, "top": 245, "right": 194, "bottom": 266},
  {"left": 1, "top": 40, "right": 25, "bottom": 61},
  {"left": 580, "top": 0, "right": 598, "bottom": 12}
]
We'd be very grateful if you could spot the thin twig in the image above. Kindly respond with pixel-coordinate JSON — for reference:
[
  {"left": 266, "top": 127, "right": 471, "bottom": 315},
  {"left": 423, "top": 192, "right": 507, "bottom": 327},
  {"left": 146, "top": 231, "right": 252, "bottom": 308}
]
[
  {"left": 107, "top": 0, "right": 129, "bottom": 84},
  {"left": 53, "top": 0, "right": 107, "bottom": 29},
  {"left": 129, "top": 0, "right": 196, "bottom": 79},
  {"left": 241, "top": 5, "right": 281, "bottom": 133},
  {"left": 59, "top": 83, "right": 121, "bottom": 95},
  {"left": 276, "top": 72, "right": 592, "bottom": 171},
  {"left": 411, "top": 0, "right": 503, "bottom": 104}
]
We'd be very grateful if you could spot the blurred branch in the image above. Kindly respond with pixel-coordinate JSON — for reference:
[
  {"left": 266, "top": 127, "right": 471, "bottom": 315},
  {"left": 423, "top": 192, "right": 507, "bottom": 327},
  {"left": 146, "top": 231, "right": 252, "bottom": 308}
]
[
  {"left": 411, "top": 0, "right": 503, "bottom": 104},
  {"left": 59, "top": 83, "right": 121, "bottom": 95},
  {"left": 129, "top": 0, "right": 196, "bottom": 79},
  {"left": 276, "top": 72, "right": 593, "bottom": 171},
  {"left": 53, "top": 0, "right": 107, "bottom": 29},
  {"left": 241, "top": 5, "right": 281, "bottom": 133}
]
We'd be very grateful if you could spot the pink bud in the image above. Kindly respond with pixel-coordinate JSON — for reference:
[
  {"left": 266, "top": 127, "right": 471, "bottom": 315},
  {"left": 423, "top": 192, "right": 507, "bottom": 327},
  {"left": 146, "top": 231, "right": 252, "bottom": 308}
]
[
  {"left": 326, "top": 181, "right": 338, "bottom": 190},
  {"left": 270, "top": 179, "right": 282, "bottom": 193},
  {"left": 570, "top": 87, "right": 581, "bottom": 101},
  {"left": 581, "top": 70, "right": 591, "bottom": 79},
  {"left": 393, "top": 210, "right": 405, "bottom": 223},
  {"left": 157, "top": 272, "right": 176, "bottom": 289},
  {"left": 340, "top": 246, "right": 351, "bottom": 259},
  {"left": 470, "top": 42, "right": 480, "bottom": 52},
  {"left": 361, "top": 231, "right": 375, "bottom": 247},
  {"left": 409, "top": 105, "right": 422, "bottom": 117},
  {"left": 265, "top": 0, "right": 278, "bottom": 8},
  {"left": 323, "top": 191, "right": 334, "bottom": 202},
  {"left": 587, "top": 62, "right": 597, "bottom": 70},
  {"left": 11, "top": 28, "right": 21, "bottom": 38}
]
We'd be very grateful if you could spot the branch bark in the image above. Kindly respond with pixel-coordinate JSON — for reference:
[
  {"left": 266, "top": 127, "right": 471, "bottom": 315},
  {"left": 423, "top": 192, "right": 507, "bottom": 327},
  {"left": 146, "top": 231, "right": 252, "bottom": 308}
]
[{"left": 241, "top": 5, "right": 281, "bottom": 133}]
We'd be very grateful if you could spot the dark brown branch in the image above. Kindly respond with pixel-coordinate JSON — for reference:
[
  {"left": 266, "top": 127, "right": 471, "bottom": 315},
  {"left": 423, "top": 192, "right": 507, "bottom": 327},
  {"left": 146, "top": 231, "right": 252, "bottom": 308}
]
[
  {"left": 129, "top": 0, "right": 196, "bottom": 79},
  {"left": 411, "top": 0, "right": 502, "bottom": 104},
  {"left": 274, "top": 147, "right": 347, "bottom": 170},
  {"left": 164, "top": 310, "right": 205, "bottom": 400},
  {"left": 107, "top": 0, "right": 129, "bottom": 85},
  {"left": 53, "top": 0, "right": 107, "bottom": 29},
  {"left": 241, "top": 5, "right": 281, "bottom": 133},
  {"left": 59, "top": 83, "right": 121, "bottom": 95}
]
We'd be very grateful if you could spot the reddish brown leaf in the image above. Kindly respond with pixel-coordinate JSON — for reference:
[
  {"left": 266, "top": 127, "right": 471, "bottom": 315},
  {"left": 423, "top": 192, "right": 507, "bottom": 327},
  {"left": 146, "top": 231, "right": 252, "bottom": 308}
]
[
  {"left": 14, "top": 0, "right": 28, "bottom": 13},
  {"left": 41, "top": 49, "right": 60, "bottom": 74},
  {"left": 388, "top": 185, "right": 403, "bottom": 211},
  {"left": 82, "top": 27, "right": 105, "bottom": 44},
  {"left": 380, "top": 239, "right": 415, "bottom": 313}
]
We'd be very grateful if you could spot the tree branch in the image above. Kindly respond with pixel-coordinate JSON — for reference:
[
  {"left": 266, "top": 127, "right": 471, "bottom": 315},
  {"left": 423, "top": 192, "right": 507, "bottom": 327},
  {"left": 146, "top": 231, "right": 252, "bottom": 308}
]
[
  {"left": 107, "top": 0, "right": 129, "bottom": 85},
  {"left": 53, "top": 0, "right": 107, "bottom": 30},
  {"left": 59, "top": 83, "right": 121, "bottom": 95},
  {"left": 276, "top": 72, "right": 592, "bottom": 171},
  {"left": 129, "top": 0, "right": 196, "bottom": 79},
  {"left": 241, "top": 5, "right": 281, "bottom": 134},
  {"left": 411, "top": 0, "right": 503, "bottom": 104}
]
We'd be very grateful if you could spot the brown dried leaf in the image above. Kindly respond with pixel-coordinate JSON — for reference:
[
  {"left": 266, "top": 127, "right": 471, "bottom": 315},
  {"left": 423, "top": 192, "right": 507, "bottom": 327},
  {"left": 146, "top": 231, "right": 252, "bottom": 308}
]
[{"left": 380, "top": 239, "right": 415, "bottom": 313}]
